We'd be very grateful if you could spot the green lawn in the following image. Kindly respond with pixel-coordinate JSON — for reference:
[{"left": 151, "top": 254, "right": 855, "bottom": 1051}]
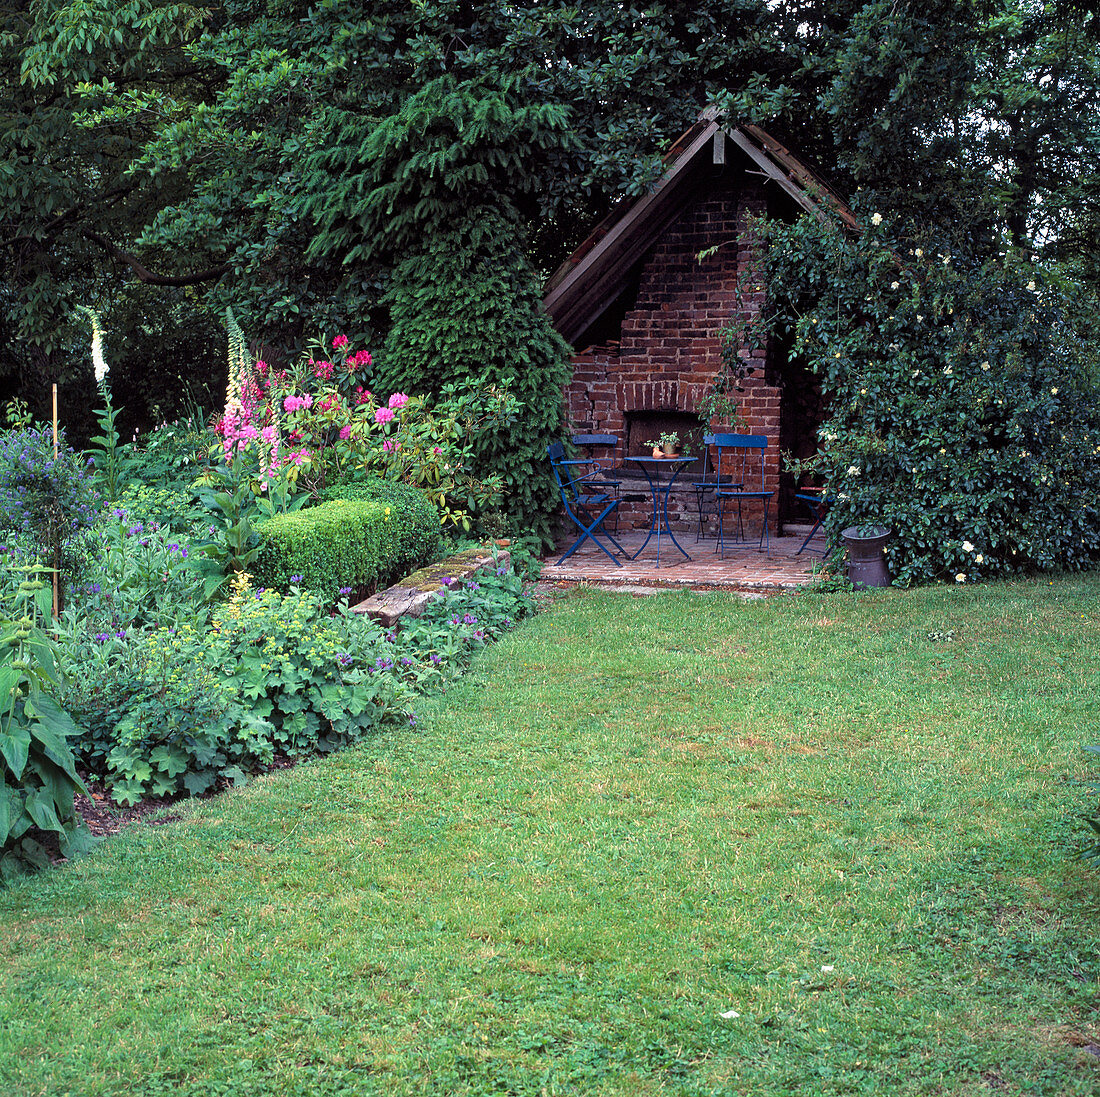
[{"left": 2, "top": 575, "right": 1100, "bottom": 1096}]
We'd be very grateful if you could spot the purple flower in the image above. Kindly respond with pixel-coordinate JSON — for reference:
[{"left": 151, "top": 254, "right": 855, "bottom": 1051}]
[
  {"left": 290, "top": 575, "right": 302, "bottom": 584},
  {"left": 339, "top": 586, "right": 353, "bottom": 596},
  {"left": 93, "top": 632, "right": 109, "bottom": 643},
  {"left": 430, "top": 653, "right": 442, "bottom": 665},
  {"left": 440, "top": 576, "right": 454, "bottom": 587},
  {"left": 462, "top": 614, "right": 477, "bottom": 625},
  {"left": 496, "top": 566, "right": 508, "bottom": 577},
  {"left": 180, "top": 548, "right": 188, "bottom": 559},
  {"left": 338, "top": 653, "right": 354, "bottom": 667},
  {"left": 90, "top": 583, "right": 101, "bottom": 594},
  {"left": 374, "top": 656, "right": 393, "bottom": 671},
  {"left": 408, "top": 713, "right": 417, "bottom": 727},
  {"left": 466, "top": 581, "right": 480, "bottom": 591},
  {"left": 385, "top": 631, "right": 396, "bottom": 643},
  {"left": 450, "top": 616, "right": 460, "bottom": 626},
  {"left": 399, "top": 657, "right": 412, "bottom": 667}
]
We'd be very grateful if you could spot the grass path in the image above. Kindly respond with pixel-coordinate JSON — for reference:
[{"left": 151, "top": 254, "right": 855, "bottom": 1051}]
[{"left": 2, "top": 577, "right": 1099, "bottom": 1095}]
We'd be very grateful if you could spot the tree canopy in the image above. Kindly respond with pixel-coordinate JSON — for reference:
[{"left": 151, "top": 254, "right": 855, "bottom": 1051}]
[{"left": 2, "top": 0, "right": 1098, "bottom": 436}]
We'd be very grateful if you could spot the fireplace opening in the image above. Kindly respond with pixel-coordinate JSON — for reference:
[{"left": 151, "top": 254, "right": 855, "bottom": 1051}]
[{"left": 624, "top": 410, "right": 708, "bottom": 476}]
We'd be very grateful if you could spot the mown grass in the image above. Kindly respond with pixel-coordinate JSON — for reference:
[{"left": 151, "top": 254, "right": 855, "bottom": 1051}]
[{"left": 2, "top": 574, "right": 1099, "bottom": 1096}]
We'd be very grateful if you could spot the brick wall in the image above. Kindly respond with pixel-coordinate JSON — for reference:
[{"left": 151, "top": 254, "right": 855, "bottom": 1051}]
[{"left": 563, "top": 174, "right": 780, "bottom": 535}]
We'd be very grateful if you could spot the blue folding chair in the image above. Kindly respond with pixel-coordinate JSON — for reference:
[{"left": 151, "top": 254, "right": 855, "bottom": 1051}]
[
  {"left": 694, "top": 433, "right": 743, "bottom": 541},
  {"left": 571, "top": 433, "right": 623, "bottom": 532},
  {"left": 714, "top": 434, "right": 774, "bottom": 556},
  {"left": 793, "top": 486, "right": 832, "bottom": 555},
  {"left": 547, "top": 442, "right": 627, "bottom": 566}
]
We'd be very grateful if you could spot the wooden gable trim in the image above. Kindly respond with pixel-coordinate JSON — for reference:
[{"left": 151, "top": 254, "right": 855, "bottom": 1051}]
[
  {"left": 544, "top": 116, "right": 855, "bottom": 348},
  {"left": 543, "top": 120, "right": 718, "bottom": 344}
]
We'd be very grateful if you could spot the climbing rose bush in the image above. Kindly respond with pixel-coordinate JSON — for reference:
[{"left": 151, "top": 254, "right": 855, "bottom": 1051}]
[{"left": 743, "top": 212, "right": 1100, "bottom": 585}]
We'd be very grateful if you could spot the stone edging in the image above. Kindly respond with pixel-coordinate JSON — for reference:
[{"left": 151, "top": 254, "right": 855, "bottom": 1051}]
[{"left": 350, "top": 545, "right": 512, "bottom": 627}]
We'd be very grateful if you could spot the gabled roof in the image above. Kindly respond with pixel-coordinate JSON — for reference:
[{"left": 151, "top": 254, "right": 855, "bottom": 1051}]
[{"left": 543, "top": 111, "right": 856, "bottom": 347}]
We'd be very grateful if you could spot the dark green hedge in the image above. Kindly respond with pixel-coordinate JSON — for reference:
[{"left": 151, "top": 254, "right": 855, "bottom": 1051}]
[{"left": 254, "top": 479, "right": 440, "bottom": 600}]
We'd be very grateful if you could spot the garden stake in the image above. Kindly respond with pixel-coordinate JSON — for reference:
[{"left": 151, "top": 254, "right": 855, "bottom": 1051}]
[{"left": 52, "top": 384, "right": 59, "bottom": 618}]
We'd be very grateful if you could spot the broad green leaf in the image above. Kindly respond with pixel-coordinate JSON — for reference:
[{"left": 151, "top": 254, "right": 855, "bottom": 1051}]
[{"left": 0, "top": 726, "right": 32, "bottom": 779}]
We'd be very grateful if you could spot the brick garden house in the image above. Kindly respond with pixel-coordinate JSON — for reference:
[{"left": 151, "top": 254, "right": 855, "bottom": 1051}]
[{"left": 542, "top": 112, "right": 855, "bottom": 535}]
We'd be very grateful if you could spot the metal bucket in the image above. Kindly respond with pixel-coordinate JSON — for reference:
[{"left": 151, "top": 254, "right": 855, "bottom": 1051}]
[{"left": 841, "top": 526, "right": 892, "bottom": 589}]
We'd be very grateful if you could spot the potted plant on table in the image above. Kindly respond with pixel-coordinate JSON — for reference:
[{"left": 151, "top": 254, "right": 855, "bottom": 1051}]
[{"left": 644, "top": 431, "right": 681, "bottom": 458}]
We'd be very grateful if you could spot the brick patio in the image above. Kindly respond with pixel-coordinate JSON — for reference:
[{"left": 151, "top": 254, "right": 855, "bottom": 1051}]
[{"left": 540, "top": 528, "right": 829, "bottom": 591}]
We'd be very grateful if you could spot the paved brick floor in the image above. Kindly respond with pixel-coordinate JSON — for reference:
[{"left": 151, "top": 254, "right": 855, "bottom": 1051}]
[{"left": 540, "top": 528, "right": 830, "bottom": 591}]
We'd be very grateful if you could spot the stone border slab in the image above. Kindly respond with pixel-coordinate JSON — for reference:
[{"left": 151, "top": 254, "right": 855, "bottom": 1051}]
[{"left": 351, "top": 545, "right": 511, "bottom": 627}]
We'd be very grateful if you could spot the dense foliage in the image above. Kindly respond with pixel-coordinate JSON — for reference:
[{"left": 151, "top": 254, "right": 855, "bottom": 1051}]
[
  {"left": 0, "top": 568, "right": 94, "bottom": 878},
  {"left": 8, "top": 1, "right": 1096, "bottom": 443},
  {"left": 254, "top": 487, "right": 440, "bottom": 604},
  {"left": 746, "top": 212, "right": 1100, "bottom": 584},
  {"left": 61, "top": 562, "right": 534, "bottom": 807}
]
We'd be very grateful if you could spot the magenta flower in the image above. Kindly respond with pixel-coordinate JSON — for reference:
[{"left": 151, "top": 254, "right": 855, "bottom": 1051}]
[
  {"left": 333, "top": 334, "right": 349, "bottom": 349},
  {"left": 375, "top": 407, "right": 395, "bottom": 424},
  {"left": 388, "top": 392, "right": 409, "bottom": 410},
  {"left": 339, "top": 424, "right": 351, "bottom": 441}
]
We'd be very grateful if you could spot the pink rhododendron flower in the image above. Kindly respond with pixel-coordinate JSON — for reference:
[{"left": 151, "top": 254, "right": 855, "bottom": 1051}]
[
  {"left": 339, "top": 424, "right": 351, "bottom": 441},
  {"left": 352, "top": 349, "right": 372, "bottom": 367},
  {"left": 382, "top": 439, "right": 395, "bottom": 453},
  {"left": 333, "top": 334, "right": 349, "bottom": 349},
  {"left": 314, "top": 360, "right": 334, "bottom": 380},
  {"left": 432, "top": 446, "right": 442, "bottom": 455},
  {"left": 375, "top": 407, "right": 395, "bottom": 424},
  {"left": 353, "top": 386, "right": 372, "bottom": 406},
  {"left": 388, "top": 392, "right": 409, "bottom": 410}
]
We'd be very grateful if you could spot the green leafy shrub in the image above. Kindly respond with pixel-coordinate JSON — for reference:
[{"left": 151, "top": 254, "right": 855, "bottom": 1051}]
[
  {"left": 748, "top": 213, "right": 1100, "bottom": 585},
  {"left": 124, "top": 416, "right": 211, "bottom": 497},
  {"left": 114, "top": 483, "right": 205, "bottom": 536},
  {"left": 308, "top": 74, "right": 574, "bottom": 547},
  {"left": 62, "top": 550, "right": 535, "bottom": 806},
  {"left": 64, "top": 575, "right": 416, "bottom": 805},
  {"left": 69, "top": 625, "right": 260, "bottom": 805},
  {"left": 379, "top": 206, "right": 572, "bottom": 548},
  {"left": 208, "top": 577, "right": 414, "bottom": 756},
  {"left": 254, "top": 480, "right": 440, "bottom": 601},
  {"left": 0, "top": 567, "right": 94, "bottom": 878}
]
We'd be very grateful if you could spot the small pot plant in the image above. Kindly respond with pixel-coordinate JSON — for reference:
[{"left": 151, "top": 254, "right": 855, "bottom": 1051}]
[{"left": 644, "top": 431, "right": 681, "bottom": 458}]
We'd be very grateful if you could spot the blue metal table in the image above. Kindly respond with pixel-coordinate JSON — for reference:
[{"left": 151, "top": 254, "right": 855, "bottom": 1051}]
[{"left": 629, "top": 456, "right": 693, "bottom": 567}]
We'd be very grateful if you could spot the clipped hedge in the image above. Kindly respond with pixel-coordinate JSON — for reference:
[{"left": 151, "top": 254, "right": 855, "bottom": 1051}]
[{"left": 254, "top": 478, "right": 440, "bottom": 600}]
